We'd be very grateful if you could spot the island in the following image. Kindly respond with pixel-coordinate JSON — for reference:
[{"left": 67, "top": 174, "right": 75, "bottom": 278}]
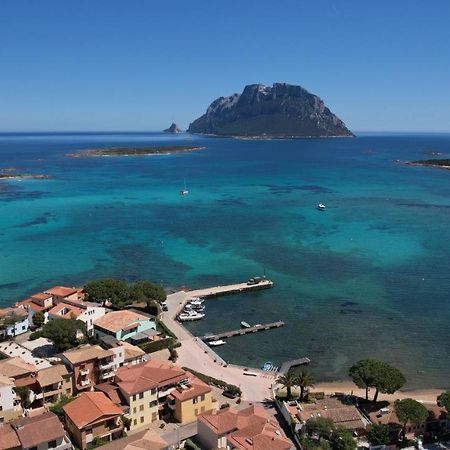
[
  {"left": 407, "top": 159, "right": 450, "bottom": 170},
  {"left": 163, "top": 123, "right": 183, "bottom": 133},
  {"left": 187, "top": 82, "right": 354, "bottom": 138},
  {"left": 0, "top": 168, "right": 49, "bottom": 180},
  {"left": 66, "top": 145, "right": 205, "bottom": 158}
]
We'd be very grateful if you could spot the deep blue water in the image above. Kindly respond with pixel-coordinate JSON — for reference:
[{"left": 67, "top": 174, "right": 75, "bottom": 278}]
[{"left": 1, "top": 132, "right": 450, "bottom": 388}]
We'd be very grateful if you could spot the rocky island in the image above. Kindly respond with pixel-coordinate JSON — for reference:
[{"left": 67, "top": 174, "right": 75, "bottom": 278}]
[
  {"left": 0, "top": 168, "right": 49, "bottom": 180},
  {"left": 188, "top": 83, "right": 353, "bottom": 138},
  {"left": 407, "top": 159, "right": 450, "bottom": 170},
  {"left": 163, "top": 123, "right": 183, "bottom": 133},
  {"left": 66, "top": 145, "right": 205, "bottom": 158}
]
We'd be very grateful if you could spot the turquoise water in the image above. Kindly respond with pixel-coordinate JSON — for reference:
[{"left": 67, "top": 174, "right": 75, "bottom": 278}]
[{"left": 1, "top": 132, "right": 450, "bottom": 388}]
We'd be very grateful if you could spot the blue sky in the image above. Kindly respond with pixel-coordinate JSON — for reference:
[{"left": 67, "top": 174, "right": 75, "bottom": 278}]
[{"left": 1, "top": 0, "right": 449, "bottom": 132}]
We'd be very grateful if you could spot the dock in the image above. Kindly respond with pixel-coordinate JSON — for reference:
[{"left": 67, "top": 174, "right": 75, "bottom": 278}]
[
  {"left": 200, "top": 320, "right": 284, "bottom": 341},
  {"left": 279, "top": 357, "right": 311, "bottom": 375},
  {"left": 187, "top": 279, "right": 273, "bottom": 299}
]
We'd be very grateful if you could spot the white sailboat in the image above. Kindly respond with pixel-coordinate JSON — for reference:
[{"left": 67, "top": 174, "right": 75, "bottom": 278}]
[{"left": 180, "top": 178, "right": 189, "bottom": 196}]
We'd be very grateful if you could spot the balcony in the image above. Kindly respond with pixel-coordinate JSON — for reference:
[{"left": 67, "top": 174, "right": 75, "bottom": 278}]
[
  {"left": 100, "top": 371, "right": 115, "bottom": 380},
  {"left": 79, "top": 379, "right": 91, "bottom": 387},
  {"left": 80, "top": 368, "right": 89, "bottom": 376},
  {"left": 168, "top": 400, "right": 176, "bottom": 410},
  {"left": 99, "top": 360, "right": 114, "bottom": 370}
]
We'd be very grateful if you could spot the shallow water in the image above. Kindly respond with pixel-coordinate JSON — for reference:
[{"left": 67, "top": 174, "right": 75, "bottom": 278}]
[{"left": 1, "top": 132, "right": 450, "bottom": 388}]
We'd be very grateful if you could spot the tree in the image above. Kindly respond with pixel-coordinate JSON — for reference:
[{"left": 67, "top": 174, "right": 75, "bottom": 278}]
[
  {"left": 16, "top": 387, "right": 31, "bottom": 409},
  {"left": 305, "top": 417, "right": 335, "bottom": 439},
  {"left": 83, "top": 278, "right": 129, "bottom": 308},
  {"left": 131, "top": 280, "right": 166, "bottom": 304},
  {"left": 349, "top": 359, "right": 406, "bottom": 401},
  {"left": 367, "top": 423, "right": 390, "bottom": 445},
  {"left": 49, "top": 395, "right": 74, "bottom": 418},
  {"left": 437, "top": 391, "right": 450, "bottom": 414},
  {"left": 40, "top": 318, "right": 86, "bottom": 352},
  {"left": 394, "top": 398, "right": 429, "bottom": 440},
  {"left": 33, "top": 311, "right": 45, "bottom": 328},
  {"left": 296, "top": 370, "right": 315, "bottom": 402},
  {"left": 331, "top": 427, "right": 356, "bottom": 450},
  {"left": 277, "top": 371, "right": 297, "bottom": 399}
]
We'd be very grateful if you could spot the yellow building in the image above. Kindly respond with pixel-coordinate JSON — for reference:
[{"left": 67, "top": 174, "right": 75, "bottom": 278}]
[{"left": 168, "top": 378, "right": 216, "bottom": 423}]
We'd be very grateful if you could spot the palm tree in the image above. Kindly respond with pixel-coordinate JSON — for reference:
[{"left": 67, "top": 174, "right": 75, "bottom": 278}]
[
  {"left": 277, "top": 371, "right": 297, "bottom": 399},
  {"left": 296, "top": 370, "right": 315, "bottom": 402}
]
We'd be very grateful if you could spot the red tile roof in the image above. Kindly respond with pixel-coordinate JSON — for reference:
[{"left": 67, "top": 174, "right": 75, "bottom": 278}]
[
  {"left": 48, "top": 302, "right": 83, "bottom": 318},
  {"left": 168, "top": 372, "right": 211, "bottom": 402},
  {"left": 10, "top": 411, "right": 66, "bottom": 449},
  {"left": 45, "top": 286, "right": 80, "bottom": 297},
  {"left": 116, "top": 360, "right": 187, "bottom": 396},
  {"left": 0, "top": 423, "right": 21, "bottom": 449},
  {"left": 63, "top": 391, "right": 123, "bottom": 429}
]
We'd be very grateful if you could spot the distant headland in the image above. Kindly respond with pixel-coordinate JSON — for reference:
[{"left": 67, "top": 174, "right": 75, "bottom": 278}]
[
  {"left": 188, "top": 82, "right": 354, "bottom": 138},
  {"left": 406, "top": 159, "right": 450, "bottom": 171},
  {"left": 66, "top": 145, "right": 205, "bottom": 158},
  {"left": 163, "top": 123, "right": 183, "bottom": 133}
]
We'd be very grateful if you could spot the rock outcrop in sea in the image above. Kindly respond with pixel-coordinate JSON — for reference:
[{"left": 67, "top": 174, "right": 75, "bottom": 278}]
[
  {"left": 188, "top": 83, "right": 353, "bottom": 138},
  {"left": 163, "top": 123, "right": 183, "bottom": 133}
]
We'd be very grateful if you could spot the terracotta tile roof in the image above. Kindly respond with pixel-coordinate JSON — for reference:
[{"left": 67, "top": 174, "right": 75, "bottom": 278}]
[
  {"left": 0, "top": 306, "right": 28, "bottom": 319},
  {"left": 116, "top": 360, "right": 187, "bottom": 396},
  {"left": 37, "top": 364, "right": 69, "bottom": 387},
  {"left": 0, "top": 374, "right": 15, "bottom": 388},
  {"left": 63, "top": 391, "right": 123, "bottom": 429},
  {"left": 95, "top": 382, "right": 124, "bottom": 405},
  {"left": 0, "top": 356, "right": 37, "bottom": 378},
  {"left": 121, "top": 341, "right": 145, "bottom": 361},
  {"left": 123, "top": 430, "right": 168, "bottom": 450},
  {"left": 62, "top": 344, "right": 113, "bottom": 365},
  {"left": 17, "top": 298, "right": 46, "bottom": 312},
  {"left": 168, "top": 373, "right": 211, "bottom": 402},
  {"left": 45, "top": 286, "right": 79, "bottom": 297},
  {"left": 48, "top": 302, "right": 83, "bottom": 318},
  {"left": 94, "top": 310, "right": 150, "bottom": 333},
  {"left": 199, "top": 405, "right": 291, "bottom": 450},
  {"left": 0, "top": 423, "right": 21, "bottom": 450},
  {"left": 31, "top": 292, "right": 53, "bottom": 301},
  {"left": 10, "top": 411, "right": 65, "bottom": 449}
]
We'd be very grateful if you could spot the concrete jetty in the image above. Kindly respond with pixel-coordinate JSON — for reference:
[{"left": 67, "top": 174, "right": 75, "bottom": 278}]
[
  {"left": 186, "top": 279, "right": 273, "bottom": 299},
  {"left": 278, "top": 357, "right": 311, "bottom": 375},
  {"left": 200, "top": 320, "right": 285, "bottom": 341}
]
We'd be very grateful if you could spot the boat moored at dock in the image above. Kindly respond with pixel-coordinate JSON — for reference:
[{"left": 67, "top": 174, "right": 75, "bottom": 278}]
[
  {"left": 241, "top": 321, "right": 251, "bottom": 328},
  {"left": 178, "top": 311, "right": 205, "bottom": 321},
  {"left": 208, "top": 339, "right": 226, "bottom": 347}
]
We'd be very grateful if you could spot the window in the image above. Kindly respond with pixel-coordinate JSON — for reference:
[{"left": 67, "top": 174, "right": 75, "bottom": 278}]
[
  {"left": 194, "top": 408, "right": 198, "bottom": 416},
  {"left": 133, "top": 407, "right": 137, "bottom": 414},
  {"left": 152, "top": 412, "right": 157, "bottom": 421},
  {"left": 139, "top": 392, "right": 144, "bottom": 399},
  {"left": 0, "top": 406, "right": 3, "bottom": 411},
  {"left": 140, "top": 416, "right": 144, "bottom": 423},
  {"left": 48, "top": 440, "right": 57, "bottom": 448},
  {"left": 133, "top": 419, "right": 137, "bottom": 426},
  {"left": 132, "top": 394, "right": 137, "bottom": 401},
  {"left": 151, "top": 388, "right": 156, "bottom": 395},
  {"left": 200, "top": 394, "right": 205, "bottom": 401},
  {"left": 139, "top": 405, "right": 144, "bottom": 411},
  {"left": 193, "top": 397, "right": 198, "bottom": 404}
]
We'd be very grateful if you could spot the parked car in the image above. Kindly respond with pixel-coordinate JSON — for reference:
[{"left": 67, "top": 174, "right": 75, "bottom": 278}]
[{"left": 222, "top": 390, "right": 239, "bottom": 399}]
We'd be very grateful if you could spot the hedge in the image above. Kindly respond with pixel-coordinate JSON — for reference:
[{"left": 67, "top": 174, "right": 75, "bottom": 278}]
[
  {"left": 182, "top": 367, "right": 242, "bottom": 396},
  {"left": 138, "top": 337, "right": 181, "bottom": 354}
]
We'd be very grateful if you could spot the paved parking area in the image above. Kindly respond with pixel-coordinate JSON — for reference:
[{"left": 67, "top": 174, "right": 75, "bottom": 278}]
[{"left": 0, "top": 341, "right": 51, "bottom": 369}]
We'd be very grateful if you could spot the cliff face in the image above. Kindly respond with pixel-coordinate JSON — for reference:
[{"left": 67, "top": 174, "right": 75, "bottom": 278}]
[{"left": 188, "top": 83, "right": 353, "bottom": 138}]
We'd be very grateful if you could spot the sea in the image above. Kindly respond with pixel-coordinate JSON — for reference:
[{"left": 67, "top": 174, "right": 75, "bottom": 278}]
[{"left": 1, "top": 131, "right": 450, "bottom": 389}]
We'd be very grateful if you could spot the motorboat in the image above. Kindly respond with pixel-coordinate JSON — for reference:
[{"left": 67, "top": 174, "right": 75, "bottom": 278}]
[
  {"left": 240, "top": 321, "right": 251, "bottom": 328},
  {"left": 317, "top": 203, "right": 326, "bottom": 211},
  {"left": 178, "top": 311, "right": 205, "bottom": 321},
  {"left": 191, "top": 305, "right": 205, "bottom": 312},
  {"left": 261, "top": 361, "right": 273, "bottom": 371},
  {"left": 208, "top": 339, "right": 226, "bottom": 347},
  {"left": 180, "top": 178, "right": 189, "bottom": 196},
  {"left": 190, "top": 298, "right": 204, "bottom": 306}
]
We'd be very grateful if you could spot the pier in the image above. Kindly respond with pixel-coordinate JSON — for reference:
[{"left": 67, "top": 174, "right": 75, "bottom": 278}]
[
  {"left": 200, "top": 320, "right": 285, "bottom": 341},
  {"left": 279, "top": 357, "right": 311, "bottom": 375},
  {"left": 187, "top": 279, "right": 273, "bottom": 299}
]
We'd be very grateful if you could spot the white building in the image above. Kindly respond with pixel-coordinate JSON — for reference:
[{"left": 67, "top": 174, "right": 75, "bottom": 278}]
[
  {"left": 0, "top": 307, "right": 30, "bottom": 338},
  {"left": 0, "top": 375, "right": 22, "bottom": 423}
]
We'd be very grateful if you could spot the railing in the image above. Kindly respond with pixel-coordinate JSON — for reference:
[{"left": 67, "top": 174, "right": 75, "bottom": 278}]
[
  {"left": 80, "top": 379, "right": 91, "bottom": 387},
  {"left": 101, "top": 371, "right": 114, "bottom": 379},
  {"left": 99, "top": 361, "right": 115, "bottom": 370},
  {"left": 80, "top": 368, "right": 89, "bottom": 375}
]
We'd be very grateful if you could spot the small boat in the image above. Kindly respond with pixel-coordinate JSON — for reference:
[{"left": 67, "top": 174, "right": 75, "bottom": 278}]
[
  {"left": 261, "top": 361, "right": 273, "bottom": 371},
  {"left": 317, "top": 203, "right": 326, "bottom": 211},
  {"left": 241, "top": 321, "right": 251, "bottom": 328},
  {"left": 180, "top": 178, "right": 189, "bottom": 196},
  {"left": 190, "top": 298, "right": 204, "bottom": 306},
  {"left": 178, "top": 311, "right": 205, "bottom": 321},
  {"left": 208, "top": 339, "right": 226, "bottom": 347},
  {"left": 191, "top": 305, "right": 205, "bottom": 312}
]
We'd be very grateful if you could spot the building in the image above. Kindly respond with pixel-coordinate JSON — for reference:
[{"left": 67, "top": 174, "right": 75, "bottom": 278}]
[
  {"left": 292, "top": 396, "right": 367, "bottom": 434},
  {"left": 16, "top": 292, "right": 53, "bottom": 326},
  {"left": 365, "top": 401, "right": 449, "bottom": 441},
  {"left": 63, "top": 391, "right": 124, "bottom": 450},
  {"left": 0, "top": 307, "right": 29, "bottom": 338},
  {"left": 44, "top": 286, "right": 83, "bottom": 304},
  {"left": 0, "top": 357, "right": 38, "bottom": 390},
  {"left": 0, "top": 375, "right": 22, "bottom": 423},
  {"left": 93, "top": 310, "right": 156, "bottom": 343},
  {"left": 61, "top": 344, "right": 116, "bottom": 393},
  {"left": 98, "top": 429, "right": 169, "bottom": 450},
  {"left": 197, "top": 405, "right": 294, "bottom": 450},
  {"left": 100, "top": 337, "right": 147, "bottom": 368},
  {"left": 167, "top": 373, "right": 215, "bottom": 423},
  {"left": 48, "top": 301, "right": 105, "bottom": 335},
  {"left": 0, "top": 411, "right": 72, "bottom": 450},
  {"left": 36, "top": 364, "right": 72, "bottom": 405}
]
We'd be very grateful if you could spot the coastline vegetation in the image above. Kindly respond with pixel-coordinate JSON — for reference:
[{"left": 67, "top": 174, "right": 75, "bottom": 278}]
[{"left": 66, "top": 145, "right": 205, "bottom": 158}]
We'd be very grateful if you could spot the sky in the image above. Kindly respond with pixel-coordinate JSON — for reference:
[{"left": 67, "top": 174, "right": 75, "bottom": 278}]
[{"left": 1, "top": 0, "right": 450, "bottom": 132}]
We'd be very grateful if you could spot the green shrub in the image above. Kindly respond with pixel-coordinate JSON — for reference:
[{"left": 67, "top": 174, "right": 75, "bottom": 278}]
[{"left": 184, "top": 439, "right": 201, "bottom": 450}]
